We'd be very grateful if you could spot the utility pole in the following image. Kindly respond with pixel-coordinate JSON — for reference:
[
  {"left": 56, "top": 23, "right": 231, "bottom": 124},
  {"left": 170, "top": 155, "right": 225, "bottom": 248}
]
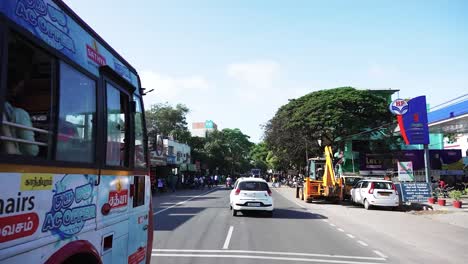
[{"left": 423, "top": 144, "right": 430, "bottom": 183}]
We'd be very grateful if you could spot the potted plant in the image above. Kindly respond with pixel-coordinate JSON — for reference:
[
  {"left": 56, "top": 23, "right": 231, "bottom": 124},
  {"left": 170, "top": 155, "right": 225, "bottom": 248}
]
[
  {"left": 449, "top": 190, "right": 463, "bottom": 208},
  {"left": 435, "top": 188, "right": 446, "bottom": 206},
  {"left": 428, "top": 191, "right": 437, "bottom": 204},
  {"left": 438, "top": 198, "right": 446, "bottom": 206}
]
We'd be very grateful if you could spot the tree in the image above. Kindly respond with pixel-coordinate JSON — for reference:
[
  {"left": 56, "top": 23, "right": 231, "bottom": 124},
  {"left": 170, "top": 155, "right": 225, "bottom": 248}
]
[
  {"left": 222, "top": 128, "right": 254, "bottom": 174},
  {"left": 198, "top": 128, "right": 254, "bottom": 175},
  {"left": 250, "top": 142, "right": 269, "bottom": 172},
  {"left": 264, "top": 87, "right": 394, "bottom": 171},
  {"left": 145, "top": 103, "right": 191, "bottom": 147}
]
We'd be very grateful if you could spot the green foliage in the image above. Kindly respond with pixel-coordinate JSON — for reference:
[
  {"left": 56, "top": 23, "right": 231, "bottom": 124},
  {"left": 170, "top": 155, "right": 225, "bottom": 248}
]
[
  {"left": 189, "top": 128, "right": 254, "bottom": 175},
  {"left": 145, "top": 103, "right": 255, "bottom": 175},
  {"left": 145, "top": 103, "right": 190, "bottom": 146},
  {"left": 449, "top": 190, "right": 463, "bottom": 201},
  {"left": 250, "top": 142, "right": 270, "bottom": 172},
  {"left": 264, "top": 87, "right": 395, "bottom": 171}
]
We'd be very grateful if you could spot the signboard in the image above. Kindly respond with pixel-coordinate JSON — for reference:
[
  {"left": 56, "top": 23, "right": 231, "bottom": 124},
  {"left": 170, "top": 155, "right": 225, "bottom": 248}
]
[
  {"left": 397, "top": 161, "right": 414, "bottom": 181},
  {"left": 359, "top": 150, "right": 463, "bottom": 172},
  {"left": 390, "top": 96, "right": 429, "bottom": 145},
  {"left": 166, "top": 156, "right": 176, "bottom": 164},
  {"left": 251, "top": 169, "right": 261, "bottom": 176},
  {"left": 398, "top": 183, "right": 432, "bottom": 203},
  {"left": 389, "top": 99, "right": 409, "bottom": 115},
  {"left": 205, "top": 120, "right": 214, "bottom": 129}
]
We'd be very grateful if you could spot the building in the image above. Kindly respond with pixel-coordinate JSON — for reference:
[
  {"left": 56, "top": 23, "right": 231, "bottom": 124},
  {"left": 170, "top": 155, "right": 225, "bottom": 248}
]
[
  {"left": 192, "top": 120, "right": 218, "bottom": 138},
  {"left": 428, "top": 96, "right": 468, "bottom": 164}
]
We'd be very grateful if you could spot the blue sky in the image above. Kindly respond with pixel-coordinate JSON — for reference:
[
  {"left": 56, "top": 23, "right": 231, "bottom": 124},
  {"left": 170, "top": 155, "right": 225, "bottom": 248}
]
[{"left": 64, "top": 0, "right": 468, "bottom": 142}]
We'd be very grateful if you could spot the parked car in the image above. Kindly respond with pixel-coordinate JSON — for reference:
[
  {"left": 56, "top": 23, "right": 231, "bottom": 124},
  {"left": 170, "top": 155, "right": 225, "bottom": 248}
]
[
  {"left": 340, "top": 175, "right": 363, "bottom": 200},
  {"left": 350, "top": 179, "right": 399, "bottom": 210},
  {"left": 229, "top": 177, "right": 274, "bottom": 217}
]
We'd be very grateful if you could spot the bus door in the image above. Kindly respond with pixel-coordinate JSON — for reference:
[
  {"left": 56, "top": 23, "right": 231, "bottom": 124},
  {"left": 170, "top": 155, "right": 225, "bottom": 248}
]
[
  {"left": 102, "top": 75, "right": 148, "bottom": 264},
  {"left": 127, "top": 175, "right": 150, "bottom": 264}
]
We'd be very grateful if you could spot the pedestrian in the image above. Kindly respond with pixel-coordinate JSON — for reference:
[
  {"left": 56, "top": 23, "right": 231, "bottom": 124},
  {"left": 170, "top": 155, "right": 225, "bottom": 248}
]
[
  {"left": 199, "top": 176, "right": 204, "bottom": 189},
  {"left": 171, "top": 174, "right": 177, "bottom": 192},
  {"left": 194, "top": 176, "right": 199, "bottom": 189},
  {"left": 214, "top": 174, "right": 219, "bottom": 186},
  {"left": 157, "top": 178, "right": 164, "bottom": 193}
]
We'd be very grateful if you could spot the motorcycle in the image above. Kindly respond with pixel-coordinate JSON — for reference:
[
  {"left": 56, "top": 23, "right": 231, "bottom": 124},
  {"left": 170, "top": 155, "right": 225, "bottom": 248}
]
[{"left": 226, "top": 179, "right": 233, "bottom": 189}]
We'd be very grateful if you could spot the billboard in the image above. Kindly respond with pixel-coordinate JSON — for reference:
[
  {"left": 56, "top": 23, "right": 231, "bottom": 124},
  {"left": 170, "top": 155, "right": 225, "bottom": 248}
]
[
  {"left": 390, "top": 96, "right": 429, "bottom": 145},
  {"left": 359, "top": 149, "right": 463, "bottom": 172}
]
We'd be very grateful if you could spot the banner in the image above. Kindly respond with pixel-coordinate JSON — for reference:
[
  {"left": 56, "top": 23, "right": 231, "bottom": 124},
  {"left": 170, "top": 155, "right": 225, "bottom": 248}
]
[{"left": 397, "top": 161, "right": 414, "bottom": 181}]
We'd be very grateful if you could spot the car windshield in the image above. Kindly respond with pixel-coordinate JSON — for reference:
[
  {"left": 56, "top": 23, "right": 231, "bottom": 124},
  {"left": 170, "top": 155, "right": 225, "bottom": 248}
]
[{"left": 238, "top": 181, "right": 269, "bottom": 191}]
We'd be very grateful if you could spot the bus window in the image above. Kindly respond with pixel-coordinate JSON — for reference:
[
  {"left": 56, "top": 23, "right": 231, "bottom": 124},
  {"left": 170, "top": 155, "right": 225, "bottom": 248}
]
[
  {"left": 134, "top": 97, "right": 147, "bottom": 168},
  {"left": 55, "top": 62, "right": 96, "bottom": 163},
  {"left": 1, "top": 32, "right": 52, "bottom": 158},
  {"left": 106, "top": 83, "right": 129, "bottom": 167}
]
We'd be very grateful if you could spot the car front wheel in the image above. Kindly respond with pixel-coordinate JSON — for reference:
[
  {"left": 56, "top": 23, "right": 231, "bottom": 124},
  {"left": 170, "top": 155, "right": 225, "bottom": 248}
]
[{"left": 232, "top": 209, "right": 238, "bottom": 216}]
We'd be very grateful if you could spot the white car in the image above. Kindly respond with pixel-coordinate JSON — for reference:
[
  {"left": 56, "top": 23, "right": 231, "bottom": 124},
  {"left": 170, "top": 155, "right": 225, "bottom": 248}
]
[
  {"left": 230, "top": 178, "right": 274, "bottom": 217},
  {"left": 350, "top": 179, "right": 399, "bottom": 210}
]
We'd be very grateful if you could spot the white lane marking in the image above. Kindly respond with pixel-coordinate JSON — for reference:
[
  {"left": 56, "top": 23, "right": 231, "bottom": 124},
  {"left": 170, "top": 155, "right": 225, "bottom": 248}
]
[
  {"left": 154, "top": 187, "right": 219, "bottom": 215},
  {"left": 373, "top": 250, "right": 387, "bottom": 258},
  {"left": 322, "top": 219, "right": 329, "bottom": 223},
  {"left": 347, "top": 234, "right": 355, "bottom": 239},
  {"left": 222, "top": 226, "right": 234, "bottom": 249},
  {"left": 152, "top": 249, "right": 386, "bottom": 261},
  {"left": 337, "top": 228, "right": 345, "bottom": 232},
  {"left": 357, "top": 240, "right": 368, "bottom": 247},
  {"left": 151, "top": 254, "right": 385, "bottom": 263},
  {"left": 329, "top": 223, "right": 336, "bottom": 227},
  {"left": 168, "top": 213, "right": 197, "bottom": 216},
  {"left": 160, "top": 202, "right": 177, "bottom": 205},
  {"left": 294, "top": 201, "right": 307, "bottom": 208}
]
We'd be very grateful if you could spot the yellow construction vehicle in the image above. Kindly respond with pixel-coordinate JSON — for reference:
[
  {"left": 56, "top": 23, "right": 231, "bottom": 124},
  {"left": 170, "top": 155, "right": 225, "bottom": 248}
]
[{"left": 297, "top": 146, "right": 342, "bottom": 202}]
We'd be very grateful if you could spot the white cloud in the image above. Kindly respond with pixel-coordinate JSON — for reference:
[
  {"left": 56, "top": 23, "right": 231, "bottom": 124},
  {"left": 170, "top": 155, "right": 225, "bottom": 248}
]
[
  {"left": 227, "top": 60, "right": 280, "bottom": 90},
  {"left": 140, "top": 70, "right": 210, "bottom": 105},
  {"left": 368, "top": 62, "right": 397, "bottom": 78}
]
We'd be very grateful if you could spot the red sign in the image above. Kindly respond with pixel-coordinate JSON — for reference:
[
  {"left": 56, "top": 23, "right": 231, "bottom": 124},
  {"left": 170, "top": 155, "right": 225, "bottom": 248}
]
[
  {"left": 86, "top": 44, "right": 106, "bottom": 66},
  {"left": 108, "top": 189, "right": 128, "bottom": 209},
  {"left": 0, "top": 213, "right": 39, "bottom": 243},
  {"left": 128, "top": 247, "right": 146, "bottom": 264}
]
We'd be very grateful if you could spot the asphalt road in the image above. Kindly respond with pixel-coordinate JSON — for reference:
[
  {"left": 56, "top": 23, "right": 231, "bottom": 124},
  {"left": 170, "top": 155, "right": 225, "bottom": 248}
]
[{"left": 151, "top": 187, "right": 392, "bottom": 264}]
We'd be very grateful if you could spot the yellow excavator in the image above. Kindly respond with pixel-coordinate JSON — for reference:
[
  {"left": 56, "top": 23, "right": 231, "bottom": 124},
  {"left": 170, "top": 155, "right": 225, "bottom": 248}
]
[{"left": 297, "top": 146, "right": 343, "bottom": 202}]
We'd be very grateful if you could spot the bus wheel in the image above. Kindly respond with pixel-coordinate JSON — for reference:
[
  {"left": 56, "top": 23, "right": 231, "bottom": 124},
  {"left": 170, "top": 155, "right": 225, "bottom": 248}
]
[{"left": 63, "top": 253, "right": 100, "bottom": 264}]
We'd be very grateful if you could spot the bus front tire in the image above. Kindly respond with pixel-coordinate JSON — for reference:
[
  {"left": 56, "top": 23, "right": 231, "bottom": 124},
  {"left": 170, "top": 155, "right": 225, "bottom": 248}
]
[{"left": 63, "top": 253, "right": 99, "bottom": 264}]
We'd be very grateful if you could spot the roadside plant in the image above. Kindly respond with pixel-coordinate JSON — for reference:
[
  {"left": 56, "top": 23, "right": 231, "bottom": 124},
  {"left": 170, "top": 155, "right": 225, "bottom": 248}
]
[{"left": 449, "top": 190, "right": 463, "bottom": 201}]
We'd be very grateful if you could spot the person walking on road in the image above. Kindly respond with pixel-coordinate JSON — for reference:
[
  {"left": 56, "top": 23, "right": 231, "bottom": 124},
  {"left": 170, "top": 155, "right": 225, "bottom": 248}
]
[
  {"left": 199, "top": 176, "right": 204, "bottom": 190},
  {"left": 214, "top": 174, "right": 219, "bottom": 186},
  {"left": 157, "top": 178, "right": 164, "bottom": 193}
]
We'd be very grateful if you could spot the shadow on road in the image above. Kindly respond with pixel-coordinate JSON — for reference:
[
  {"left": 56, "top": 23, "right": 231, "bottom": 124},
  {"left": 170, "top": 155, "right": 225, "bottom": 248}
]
[
  {"left": 190, "top": 196, "right": 220, "bottom": 201},
  {"left": 155, "top": 207, "right": 205, "bottom": 231},
  {"left": 238, "top": 208, "right": 327, "bottom": 220}
]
